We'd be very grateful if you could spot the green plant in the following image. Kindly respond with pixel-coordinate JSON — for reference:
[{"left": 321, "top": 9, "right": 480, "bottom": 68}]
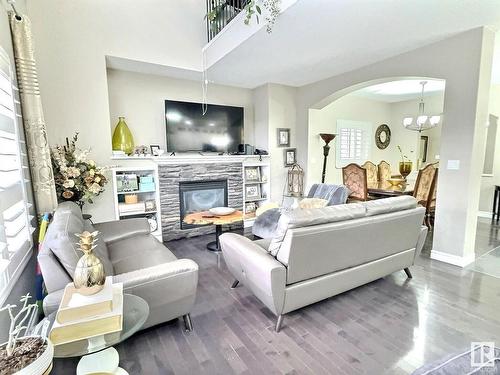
[{"left": 206, "top": 0, "right": 281, "bottom": 34}]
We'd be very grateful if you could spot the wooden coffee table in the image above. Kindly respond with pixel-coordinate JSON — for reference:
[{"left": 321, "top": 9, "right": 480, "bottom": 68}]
[{"left": 183, "top": 210, "right": 243, "bottom": 252}]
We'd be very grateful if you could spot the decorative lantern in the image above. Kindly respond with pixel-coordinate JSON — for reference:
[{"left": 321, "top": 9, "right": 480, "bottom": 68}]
[{"left": 287, "top": 163, "right": 304, "bottom": 197}]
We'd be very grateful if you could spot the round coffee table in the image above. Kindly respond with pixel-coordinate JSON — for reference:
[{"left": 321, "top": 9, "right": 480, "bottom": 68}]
[
  {"left": 183, "top": 210, "right": 243, "bottom": 252},
  {"left": 41, "top": 294, "right": 148, "bottom": 374}
]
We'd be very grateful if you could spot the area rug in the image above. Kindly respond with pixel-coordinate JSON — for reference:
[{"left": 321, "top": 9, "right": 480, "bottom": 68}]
[
  {"left": 412, "top": 346, "right": 500, "bottom": 374},
  {"left": 466, "top": 246, "right": 500, "bottom": 279}
]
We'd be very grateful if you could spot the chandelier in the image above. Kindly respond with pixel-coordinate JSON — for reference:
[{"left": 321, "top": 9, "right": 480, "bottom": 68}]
[{"left": 402, "top": 81, "right": 441, "bottom": 132}]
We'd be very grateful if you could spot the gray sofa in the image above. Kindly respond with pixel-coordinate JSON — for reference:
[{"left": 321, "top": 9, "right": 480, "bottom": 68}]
[
  {"left": 38, "top": 202, "right": 198, "bottom": 330},
  {"left": 220, "top": 196, "right": 427, "bottom": 332}
]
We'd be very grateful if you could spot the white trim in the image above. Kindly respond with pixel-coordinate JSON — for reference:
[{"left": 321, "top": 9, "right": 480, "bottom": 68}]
[
  {"left": 478, "top": 210, "right": 493, "bottom": 219},
  {"left": 430, "top": 249, "right": 475, "bottom": 267}
]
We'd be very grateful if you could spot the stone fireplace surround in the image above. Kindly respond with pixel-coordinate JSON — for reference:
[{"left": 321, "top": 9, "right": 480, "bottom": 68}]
[{"left": 159, "top": 161, "right": 244, "bottom": 241}]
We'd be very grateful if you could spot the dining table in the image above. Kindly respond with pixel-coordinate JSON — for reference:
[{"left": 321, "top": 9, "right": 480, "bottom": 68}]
[{"left": 368, "top": 180, "right": 414, "bottom": 197}]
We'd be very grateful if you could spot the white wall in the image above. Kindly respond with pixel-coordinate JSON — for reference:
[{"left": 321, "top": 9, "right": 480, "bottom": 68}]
[
  {"left": 479, "top": 84, "right": 500, "bottom": 212},
  {"left": 307, "top": 94, "right": 444, "bottom": 185},
  {"left": 296, "top": 27, "right": 495, "bottom": 266},
  {"left": 26, "top": 0, "right": 207, "bottom": 222},
  {"left": 107, "top": 69, "right": 254, "bottom": 151}
]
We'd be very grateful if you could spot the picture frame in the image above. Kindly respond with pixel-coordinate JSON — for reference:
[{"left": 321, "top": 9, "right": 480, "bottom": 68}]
[
  {"left": 277, "top": 128, "right": 290, "bottom": 147},
  {"left": 245, "top": 184, "right": 261, "bottom": 200},
  {"left": 419, "top": 136, "right": 428, "bottom": 163},
  {"left": 245, "top": 202, "right": 257, "bottom": 213},
  {"left": 145, "top": 199, "right": 156, "bottom": 212},
  {"left": 284, "top": 148, "right": 297, "bottom": 167},
  {"left": 150, "top": 145, "right": 161, "bottom": 156},
  {"left": 244, "top": 166, "right": 261, "bottom": 182}
]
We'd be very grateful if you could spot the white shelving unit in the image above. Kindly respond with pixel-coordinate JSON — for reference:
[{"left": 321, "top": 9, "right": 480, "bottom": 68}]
[
  {"left": 112, "top": 167, "right": 162, "bottom": 242},
  {"left": 242, "top": 161, "right": 271, "bottom": 228}
]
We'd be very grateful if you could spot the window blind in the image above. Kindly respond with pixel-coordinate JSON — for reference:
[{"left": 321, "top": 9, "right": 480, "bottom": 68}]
[
  {"left": 0, "top": 47, "right": 35, "bottom": 304},
  {"left": 336, "top": 120, "right": 372, "bottom": 167}
]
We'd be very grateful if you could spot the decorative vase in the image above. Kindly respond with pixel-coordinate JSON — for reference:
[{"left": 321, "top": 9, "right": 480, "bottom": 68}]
[
  {"left": 112, "top": 116, "right": 134, "bottom": 155},
  {"left": 399, "top": 161, "right": 413, "bottom": 180},
  {"left": 73, "top": 231, "right": 105, "bottom": 295}
]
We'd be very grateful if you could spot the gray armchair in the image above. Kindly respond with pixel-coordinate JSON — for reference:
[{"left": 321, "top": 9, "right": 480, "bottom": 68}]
[
  {"left": 38, "top": 202, "right": 198, "bottom": 330},
  {"left": 252, "top": 184, "right": 350, "bottom": 239}
]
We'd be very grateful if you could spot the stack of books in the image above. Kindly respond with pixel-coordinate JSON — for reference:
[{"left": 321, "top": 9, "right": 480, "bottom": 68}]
[
  {"left": 118, "top": 202, "right": 145, "bottom": 215},
  {"left": 49, "top": 277, "right": 123, "bottom": 346}
]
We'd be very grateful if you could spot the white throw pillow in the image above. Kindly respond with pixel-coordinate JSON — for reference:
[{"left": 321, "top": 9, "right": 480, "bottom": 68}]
[{"left": 298, "top": 198, "right": 328, "bottom": 209}]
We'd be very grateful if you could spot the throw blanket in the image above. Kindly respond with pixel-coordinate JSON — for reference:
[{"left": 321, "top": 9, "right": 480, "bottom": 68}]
[{"left": 307, "top": 184, "right": 349, "bottom": 205}]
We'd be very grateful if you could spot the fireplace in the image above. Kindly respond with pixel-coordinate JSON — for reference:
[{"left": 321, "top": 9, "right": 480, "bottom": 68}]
[{"left": 179, "top": 179, "right": 228, "bottom": 229}]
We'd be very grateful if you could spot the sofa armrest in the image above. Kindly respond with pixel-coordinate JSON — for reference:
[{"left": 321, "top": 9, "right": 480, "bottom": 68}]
[
  {"left": 94, "top": 218, "right": 150, "bottom": 244},
  {"left": 113, "top": 259, "right": 198, "bottom": 328},
  {"left": 220, "top": 233, "right": 286, "bottom": 315},
  {"left": 414, "top": 225, "right": 428, "bottom": 264}
]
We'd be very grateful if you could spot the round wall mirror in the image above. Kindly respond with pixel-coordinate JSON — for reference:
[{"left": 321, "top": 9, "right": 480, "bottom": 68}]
[{"left": 375, "top": 124, "right": 391, "bottom": 149}]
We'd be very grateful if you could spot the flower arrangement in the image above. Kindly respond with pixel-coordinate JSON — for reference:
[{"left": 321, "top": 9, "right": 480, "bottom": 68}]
[
  {"left": 51, "top": 133, "right": 109, "bottom": 207},
  {"left": 397, "top": 145, "right": 411, "bottom": 163}
]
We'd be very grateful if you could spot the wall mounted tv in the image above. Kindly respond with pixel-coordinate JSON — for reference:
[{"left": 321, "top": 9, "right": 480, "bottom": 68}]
[{"left": 165, "top": 100, "right": 244, "bottom": 153}]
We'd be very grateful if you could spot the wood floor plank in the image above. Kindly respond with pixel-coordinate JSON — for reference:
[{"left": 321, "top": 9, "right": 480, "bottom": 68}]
[{"left": 52, "top": 225, "right": 500, "bottom": 374}]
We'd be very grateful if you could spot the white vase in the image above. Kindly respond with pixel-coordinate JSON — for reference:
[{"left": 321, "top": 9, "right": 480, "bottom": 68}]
[{"left": 1, "top": 336, "right": 54, "bottom": 375}]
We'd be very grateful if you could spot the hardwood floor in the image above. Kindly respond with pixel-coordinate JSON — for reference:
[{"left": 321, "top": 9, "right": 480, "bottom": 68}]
[{"left": 53, "top": 227, "right": 500, "bottom": 374}]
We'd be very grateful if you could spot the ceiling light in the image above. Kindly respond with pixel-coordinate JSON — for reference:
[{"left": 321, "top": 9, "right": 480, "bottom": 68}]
[
  {"left": 402, "top": 81, "right": 441, "bottom": 132},
  {"left": 184, "top": 120, "right": 192, "bottom": 125}
]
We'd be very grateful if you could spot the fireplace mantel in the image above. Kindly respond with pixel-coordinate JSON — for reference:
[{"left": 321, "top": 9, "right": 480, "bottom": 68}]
[{"left": 111, "top": 154, "right": 268, "bottom": 165}]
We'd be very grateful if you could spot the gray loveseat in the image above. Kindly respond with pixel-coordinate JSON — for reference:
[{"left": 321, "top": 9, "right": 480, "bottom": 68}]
[
  {"left": 221, "top": 196, "right": 427, "bottom": 332},
  {"left": 39, "top": 202, "right": 198, "bottom": 330}
]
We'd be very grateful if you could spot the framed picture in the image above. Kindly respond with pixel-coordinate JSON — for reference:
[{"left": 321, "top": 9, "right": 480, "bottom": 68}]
[
  {"left": 245, "top": 166, "right": 261, "bottom": 182},
  {"left": 145, "top": 199, "right": 156, "bottom": 212},
  {"left": 419, "top": 136, "right": 428, "bottom": 163},
  {"left": 150, "top": 145, "right": 161, "bottom": 156},
  {"left": 245, "top": 184, "right": 261, "bottom": 200},
  {"left": 284, "top": 148, "right": 296, "bottom": 167},
  {"left": 245, "top": 202, "right": 257, "bottom": 213},
  {"left": 277, "top": 128, "right": 290, "bottom": 147}
]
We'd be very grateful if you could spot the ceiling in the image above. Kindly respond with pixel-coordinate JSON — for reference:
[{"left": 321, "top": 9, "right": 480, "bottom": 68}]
[
  {"left": 351, "top": 79, "right": 446, "bottom": 103},
  {"left": 205, "top": 0, "right": 500, "bottom": 88}
]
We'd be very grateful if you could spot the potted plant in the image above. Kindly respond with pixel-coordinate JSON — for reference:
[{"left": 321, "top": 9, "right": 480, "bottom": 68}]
[
  {"left": 397, "top": 145, "right": 413, "bottom": 180},
  {"left": 0, "top": 294, "right": 53, "bottom": 374},
  {"left": 50, "top": 133, "right": 110, "bottom": 209}
]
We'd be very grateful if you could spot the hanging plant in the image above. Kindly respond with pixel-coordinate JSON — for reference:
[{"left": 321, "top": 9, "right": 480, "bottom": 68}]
[{"left": 206, "top": 0, "right": 281, "bottom": 34}]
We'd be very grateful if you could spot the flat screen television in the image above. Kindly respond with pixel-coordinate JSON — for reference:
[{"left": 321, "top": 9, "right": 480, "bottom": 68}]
[{"left": 165, "top": 100, "right": 244, "bottom": 153}]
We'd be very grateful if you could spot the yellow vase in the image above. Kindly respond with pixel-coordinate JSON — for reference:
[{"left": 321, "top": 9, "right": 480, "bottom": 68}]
[
  {"left": 399, "top": 161, "right": 413, "bottom": 180},
  {"left": 112, "top": 116, "right": 134, "bottom": 155}
]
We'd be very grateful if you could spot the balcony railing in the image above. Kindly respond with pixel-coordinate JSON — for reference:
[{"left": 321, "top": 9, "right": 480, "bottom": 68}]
[{"left": 206, "top": 0, "right": 248, "bottom": 42}]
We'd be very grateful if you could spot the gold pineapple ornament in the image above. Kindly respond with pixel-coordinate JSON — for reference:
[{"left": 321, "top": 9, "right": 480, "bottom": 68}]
[{"left": 74, "top": 231, "right": 106, "bottom": 295}]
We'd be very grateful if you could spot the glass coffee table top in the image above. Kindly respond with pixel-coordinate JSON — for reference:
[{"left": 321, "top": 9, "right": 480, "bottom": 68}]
[{"left": 45, "top": 294, "right": 149, "bottom": 358}]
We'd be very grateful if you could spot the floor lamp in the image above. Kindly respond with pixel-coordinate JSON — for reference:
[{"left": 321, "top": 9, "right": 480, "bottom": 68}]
[{"left": 320, "top": 133, "right": 336, "bottom": 183}]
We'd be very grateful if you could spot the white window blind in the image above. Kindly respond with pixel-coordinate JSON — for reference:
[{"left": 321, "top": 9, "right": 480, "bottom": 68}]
[
  {"left": 335, "top": 120, "right": 372, "bottom": 167},
  {"left": 0, "top": 47, "right": 35, "bottom": 305}
]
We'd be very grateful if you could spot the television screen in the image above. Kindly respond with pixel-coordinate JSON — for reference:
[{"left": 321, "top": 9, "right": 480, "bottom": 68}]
[{"left": 165, "top": 100, "right": 244, "bottom": 153}]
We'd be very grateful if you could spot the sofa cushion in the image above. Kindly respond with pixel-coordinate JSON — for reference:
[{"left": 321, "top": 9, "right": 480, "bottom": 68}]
[
  {"left": 298, "top": 198, "right": 328, "bottom": 209},
  {"left": 363, "top": 196, "right": 417, "bottom": 216},
  {"left": 107, "top": 234, "right": 177, "bottom": 274},
  {"left": 43, "top": 208, "right": 85, "bottom": 277},
  {"left": 268, "top": 203, "right": 366, "bottom": 256}
]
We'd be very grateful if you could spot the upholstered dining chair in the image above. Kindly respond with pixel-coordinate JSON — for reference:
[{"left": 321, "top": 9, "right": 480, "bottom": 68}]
[
  {"left": 342, "top": 163, "right": 370, "bottom": 201},
  {"left": 361, "top": 161, "right": 378, "bottom": 186},
  {"left": 378, "top": 160, "right": 392, "bottom": 181},
  {"left": 413, "top": 163, "right": 438, "bottom": 228}
]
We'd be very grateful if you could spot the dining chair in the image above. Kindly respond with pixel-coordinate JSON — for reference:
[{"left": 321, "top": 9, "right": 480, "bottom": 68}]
[
  {"left": 413, "top": 163, "right": 438, "bottom": 228},
  {"left": 342, "top": 163, "right": 369, "bottom": 202},
  {"left": 361, "top": 161, "right": 378, "bottom": 185},
  {"left": 378, "top": 160, "right": 392, "bottom": 181}
]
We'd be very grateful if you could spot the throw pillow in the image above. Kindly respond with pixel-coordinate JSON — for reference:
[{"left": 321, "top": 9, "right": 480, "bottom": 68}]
[
  {"left": 298, "top": 198, "right": 328, "bottom": 209},
  {"left": 268, "top": 212, "right": 291, "bottom": 257}
]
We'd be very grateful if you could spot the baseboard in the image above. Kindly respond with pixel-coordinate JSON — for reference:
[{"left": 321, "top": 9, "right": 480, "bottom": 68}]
[
  {"left": 430, "top": 250, "right": 475, "bottom": 267},
  {"left": 478, "top": 211, "right": 493, "bottom": 219}
]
